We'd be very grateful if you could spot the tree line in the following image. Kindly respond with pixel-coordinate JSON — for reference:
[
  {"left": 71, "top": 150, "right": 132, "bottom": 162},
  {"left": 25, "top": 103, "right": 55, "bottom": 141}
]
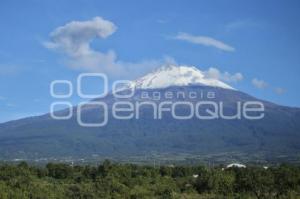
[{"left": 0, "top": 160, "right": 299, "bottom": 198}]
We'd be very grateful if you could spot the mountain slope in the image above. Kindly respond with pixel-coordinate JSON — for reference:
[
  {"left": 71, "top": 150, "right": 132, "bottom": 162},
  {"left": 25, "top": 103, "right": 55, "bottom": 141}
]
[{"left": 0, "top": 66, "right": 299, "bottom": 163}]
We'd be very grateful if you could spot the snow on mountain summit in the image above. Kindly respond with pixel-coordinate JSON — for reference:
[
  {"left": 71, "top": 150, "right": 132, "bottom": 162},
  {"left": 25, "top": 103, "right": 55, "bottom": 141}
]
[{"left": 129, "top": 65, "right": 235, "bottom": 90}]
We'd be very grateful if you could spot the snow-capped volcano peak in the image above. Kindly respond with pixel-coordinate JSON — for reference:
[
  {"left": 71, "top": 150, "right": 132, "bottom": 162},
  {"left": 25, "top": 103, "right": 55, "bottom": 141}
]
[{"left": 129, "top": 65, "right": 235, "bottom": 90}]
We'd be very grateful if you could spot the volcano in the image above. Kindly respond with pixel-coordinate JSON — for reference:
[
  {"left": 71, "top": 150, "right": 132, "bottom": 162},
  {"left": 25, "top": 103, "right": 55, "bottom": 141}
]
[{"left": 0, "top": 65, "right": 299, "bottom": 164}]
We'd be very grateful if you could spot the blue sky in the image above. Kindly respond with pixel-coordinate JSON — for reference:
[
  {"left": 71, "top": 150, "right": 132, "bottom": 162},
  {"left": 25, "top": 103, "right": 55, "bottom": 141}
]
[{"left": 0, "top": 0, "right": 300, "bottom": 122}]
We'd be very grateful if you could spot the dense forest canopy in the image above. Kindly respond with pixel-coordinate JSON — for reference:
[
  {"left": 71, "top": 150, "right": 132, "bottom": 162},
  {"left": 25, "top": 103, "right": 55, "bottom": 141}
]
[{"left": 0, "top": 161, "right": 299, "bottom": 199}]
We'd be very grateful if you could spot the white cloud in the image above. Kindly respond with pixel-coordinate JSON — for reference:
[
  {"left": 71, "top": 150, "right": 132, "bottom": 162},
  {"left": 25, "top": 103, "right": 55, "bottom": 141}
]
[
  {"left": 252, "top": 78, "right": 268, "bottom": 89},
  {"left": 44, "top": 17, "right": 169, "bottom": 79},
  {"left": 205, "top": 67, "right": 243, "bottom": 83},
  {"left": 274, "top": 87, "right": 285, "bottom": 95},
  {"left": 44, "top": 16, "right": 117, "bottom": 56},
  {"left": 251, "top": 79, "right": 285, "bottom": 94},
  {"left": 174, "top": 32, "right": 235, "bottom": 52},
  {"left": 44, "top": 17, "right": 119, "bottom": 75}
]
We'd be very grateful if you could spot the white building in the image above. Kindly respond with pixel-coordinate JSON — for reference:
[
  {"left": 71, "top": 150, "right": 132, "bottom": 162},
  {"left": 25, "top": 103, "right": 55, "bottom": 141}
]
[{"left": 226, "top": 163, "right": 246, "bottom": 168}]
